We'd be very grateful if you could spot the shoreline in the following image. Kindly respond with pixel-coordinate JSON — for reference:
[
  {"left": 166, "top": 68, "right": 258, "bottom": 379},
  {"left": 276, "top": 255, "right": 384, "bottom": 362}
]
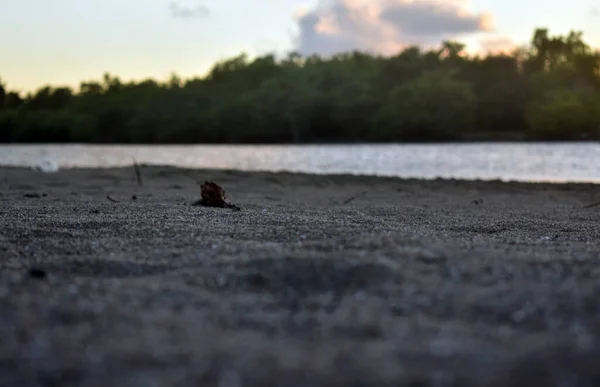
[
  {"left": 4, "top": 163, "right": 600, "bottom": 187},
  {"left": 1, "top": 165, "right": 600, "bottom": 386},
  {"left": 3, "top": 142, "right": 600, "bottom": 185}
]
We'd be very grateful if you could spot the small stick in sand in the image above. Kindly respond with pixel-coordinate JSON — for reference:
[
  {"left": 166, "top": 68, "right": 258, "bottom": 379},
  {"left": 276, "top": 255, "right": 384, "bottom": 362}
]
[
  {"left": 342, "top": 191, "right": 367, "bottom": 205},
  {"left": 582, "top": 201, "right": 600, "bottom": 209},
  {"left": 106, "top": 195, "right": 120, "bottom": 203},
  {"left": 133, "top": 158, "right": 143, "bottom": 187}
]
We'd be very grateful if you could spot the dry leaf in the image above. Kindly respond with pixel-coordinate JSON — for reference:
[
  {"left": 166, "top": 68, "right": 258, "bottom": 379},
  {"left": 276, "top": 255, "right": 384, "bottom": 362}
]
[{"left": 192, "top": 181, "right": 241, "bottom": 211}]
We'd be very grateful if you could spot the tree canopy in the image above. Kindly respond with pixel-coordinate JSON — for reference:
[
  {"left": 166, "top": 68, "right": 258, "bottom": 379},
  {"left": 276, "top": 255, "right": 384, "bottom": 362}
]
[{"left": 1, "top": 27, "right": 599, "bottom": 144}]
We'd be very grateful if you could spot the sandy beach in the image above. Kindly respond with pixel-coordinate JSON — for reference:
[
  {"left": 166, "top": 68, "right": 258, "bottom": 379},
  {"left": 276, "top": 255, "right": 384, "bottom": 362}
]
[{"left": 1, "top": 165, "right": 600, "bottom": 386}]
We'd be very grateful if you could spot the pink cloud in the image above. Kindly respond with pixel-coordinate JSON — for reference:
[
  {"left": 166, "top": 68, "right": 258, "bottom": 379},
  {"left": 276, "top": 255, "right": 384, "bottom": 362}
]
[{"left": 294, "top": 0, "right": 496, "bottom": 56}]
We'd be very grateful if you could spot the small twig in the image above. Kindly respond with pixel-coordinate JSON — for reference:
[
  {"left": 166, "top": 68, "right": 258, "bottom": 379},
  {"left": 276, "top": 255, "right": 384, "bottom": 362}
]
[
  {"left": 133, "top": 158, "right": 143, "bottom": 187},
  {"left": 106, "top": 195, "right": 120, "bottom": 203},
  {"left": 342, "top": 191, "right": 367, "bottom": 205},
  {"left": 483, "top": 227, "right": 508, "bottom": 234},
  {"left": 582, "top": 201, "right": 600, "bottom": 209}
]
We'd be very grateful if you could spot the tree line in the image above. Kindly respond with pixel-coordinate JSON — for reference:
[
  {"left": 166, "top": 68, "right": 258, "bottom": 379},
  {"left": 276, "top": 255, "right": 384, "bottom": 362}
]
[{"left": 1, "top": 28, "right": 599, "bottom": 144}]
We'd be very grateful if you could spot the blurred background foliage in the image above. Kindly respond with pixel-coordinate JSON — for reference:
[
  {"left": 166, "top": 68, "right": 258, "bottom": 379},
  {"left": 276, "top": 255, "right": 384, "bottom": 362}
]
[{"left": 1, "top": 28, "right": 599, "bottom": 143}]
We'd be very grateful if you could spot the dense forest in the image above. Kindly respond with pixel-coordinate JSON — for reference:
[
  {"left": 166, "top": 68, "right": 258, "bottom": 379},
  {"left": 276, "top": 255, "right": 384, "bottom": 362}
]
[{"left": 1, "top": 28, "right": 599, "bottom": 144}]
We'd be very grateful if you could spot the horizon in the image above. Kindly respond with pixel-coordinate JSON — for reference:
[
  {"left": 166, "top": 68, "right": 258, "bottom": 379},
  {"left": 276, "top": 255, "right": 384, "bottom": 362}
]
[{"left": 1, "top": 0, "right": 599, "bottom": 93}]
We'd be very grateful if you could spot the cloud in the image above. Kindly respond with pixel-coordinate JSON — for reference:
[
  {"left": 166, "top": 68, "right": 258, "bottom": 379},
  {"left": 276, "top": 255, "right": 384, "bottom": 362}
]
[
  {"left": 293, "top": 0, "right": 494, "bottom": 56},
  {"left": 169, "top": 1, "right": 210, "bottom": 19},
  {"left": 592, "top": 7, "right": 599, "bottom": 17}
]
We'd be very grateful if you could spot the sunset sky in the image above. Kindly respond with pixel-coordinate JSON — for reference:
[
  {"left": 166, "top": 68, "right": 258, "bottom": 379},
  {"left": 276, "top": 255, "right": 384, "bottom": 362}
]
[{"left": 1, "top": 0, "right": 598, "bottom": 92}]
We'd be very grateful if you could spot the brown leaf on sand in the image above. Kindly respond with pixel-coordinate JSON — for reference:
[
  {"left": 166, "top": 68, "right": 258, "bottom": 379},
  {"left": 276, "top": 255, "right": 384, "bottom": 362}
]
[
  {"left": 201, "top": 181, "right": 226, "bottom": 205},
  {"left": 192, "top": 181, "right": 241, "bottom": 211}
]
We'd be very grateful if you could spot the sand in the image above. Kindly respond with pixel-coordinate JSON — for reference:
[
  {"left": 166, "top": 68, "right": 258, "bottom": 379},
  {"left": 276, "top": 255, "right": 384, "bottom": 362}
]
[{"left": 1, "top": 165, "right": 600, "bottom": 387}]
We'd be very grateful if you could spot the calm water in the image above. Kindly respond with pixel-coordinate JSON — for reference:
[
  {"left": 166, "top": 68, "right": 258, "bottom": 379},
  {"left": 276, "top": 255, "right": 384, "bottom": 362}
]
[{"left": 1, "top": 143, "right": 599, "bottom": 183}]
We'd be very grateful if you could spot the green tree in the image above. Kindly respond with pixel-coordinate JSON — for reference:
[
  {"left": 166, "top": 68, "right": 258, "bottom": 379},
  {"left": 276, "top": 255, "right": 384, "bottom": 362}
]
[
  {"left": 372, "top": 70, "right": 478, "bottom": 141},
  {"left": 4, "top": 92, "right": 24, "bottom": 109},
  {"left": 0, "top": 109, "right": 18, "bottom": 141},
  {"left": 212, "top": 94, "right": 264, "bottom": 143},
  {"left": 253, "top": 67, "right": 318, "bottom": 142},
  {"left": 0, "top": 80, "right": 5, "bottom": 109},
  {"left": 467, "top": 55, "right": 529, "bottom": 134},
  {"left": 526, "top": 87, "right": 600, "bottom": 140},
  {"left": 523, "top": 28, "right": 600, "bottom": 139},
  {"left": 10, "top": 109, "right": 95, "bottom": 142}
]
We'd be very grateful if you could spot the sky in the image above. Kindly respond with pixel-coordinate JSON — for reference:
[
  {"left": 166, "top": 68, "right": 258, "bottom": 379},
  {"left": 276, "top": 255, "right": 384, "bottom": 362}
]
[{"left": 1, "top": 0, "right": 598, "bottom": 92}]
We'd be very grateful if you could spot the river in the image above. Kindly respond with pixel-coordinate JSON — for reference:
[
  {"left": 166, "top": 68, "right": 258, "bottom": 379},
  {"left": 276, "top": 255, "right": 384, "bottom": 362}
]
[{"left": 1, "top": 143, "right": 599, "bottom": 183}]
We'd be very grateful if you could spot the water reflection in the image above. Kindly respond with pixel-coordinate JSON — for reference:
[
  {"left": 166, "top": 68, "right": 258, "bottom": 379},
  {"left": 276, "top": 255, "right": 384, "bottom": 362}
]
[{"left": 0, "top": 143, "right": 599, "bottom": 183}]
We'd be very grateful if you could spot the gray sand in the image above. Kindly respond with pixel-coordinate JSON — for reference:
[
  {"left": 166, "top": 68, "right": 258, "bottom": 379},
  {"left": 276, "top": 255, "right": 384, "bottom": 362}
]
[{"left": 1, "top": 165, "right": 600, "bottom": 386}]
